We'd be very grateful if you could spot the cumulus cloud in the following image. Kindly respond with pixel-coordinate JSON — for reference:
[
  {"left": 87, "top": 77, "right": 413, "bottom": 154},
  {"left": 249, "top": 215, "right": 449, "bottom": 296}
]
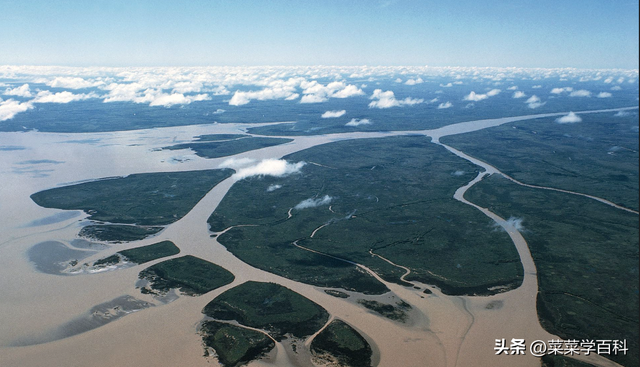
[
  {"left": 512, "top": 91, "right": 526, "bottom": 98},
  {"left": 437, "top": 101, "right": 453, "bottom": 109},
  {"left": 300, "top": 94, "right": 327, "bottom": 103},
  {"left": 556, "top": 112, "right": 582, "bottom": 124},
  {"left": 569, "top": 89, "right": 591, "bottom": 97},
  {"left": 0, "top": 99, "right": 34, "bottom": 121},
  {"left": 604, "top": 77, "right": 614, "bottom": 84},
  {"left": 218, "top": 157, "right": 256, "bottom": 169},
  {"left": 440, "top": 83, "right": 453, "bottom": 87},
  {"left": 550, "top": 87, "right": 573, "bottom": 94},
  {"left": 321, "top": 110, "right": 346, "bottom": 118},
  {"left": 611, "top": 86, "right": 622, "bottom": 91},
  {"left": 149, "top": 93, "right": 209, "bottom": 107},
  {"left": 507, "top": 86, "right": 518, "bottom": 90},
  {"left": 232, "top": 159, "right": 305, "bottom": 181},
  {"left": 47, "top": 77, "right": 104, "bottom": 89},
  {"left": 596, "top": 92, "right": 612, "bottom": 98},
  {"left": 486, "top": 89, "right": 501, "bottom": 97},
  {"left": 368, "top": 89, "right": 423, "bottom": 108},
  {"left": 4, "top": 84, "right": 32, "bottom": 97},
  {"left": 405, "top": 77, "right": 423, "bottom": 85},
  {"left": 229, "top": 87, "right": 297, "bottom": 106},
  {"left": 464, "top": 91, "right": 488, "bottom": 102},
  {"left": 345, "top": 118, "right": 371, "bottom": 126},
  {"left": 525, "top": 95, "right": 545, "bottom": 109},
  {"left": 300, "top": 81, "right": 364, "bottom": 103},
  {"left": 294, "top": 195, "right": 332, "bottom": 210},
  {"left": 505, "top": 217, "right": 525, "bottom": 231},
  {"left": 266, "top": 184, "right": 282, "bottom": 192},
  {"left": 614, "top": 111, "right": 630, "bottom": 117},
  {"left": 33, "top": 90, "right": 98, "bottom": 103}
]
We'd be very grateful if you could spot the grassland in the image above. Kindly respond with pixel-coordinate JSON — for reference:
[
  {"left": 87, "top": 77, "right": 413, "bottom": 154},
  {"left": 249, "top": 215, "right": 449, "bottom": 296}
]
[
  {"left": 164, "top": 136, "right": 293, "bottom": 158},
  {"left": 138, "top": 255, "right": 235, "bottom": 296},
  {"left": 467, "top": 175, "right": 638, "bottom": 367},
  {"left": 442, "top": 113, "right": 639, "bottom": 210},
  {"left": 310, "top": 319, "right": 372, "bottom": 367},
  {"left": 94, "top": 240, "right": 179, "bottom": 266},
  {"left": 203, "top": 281, "right": 330, "bottom": 341},
  {"left": 209, "top": 136, "right": 523, "bottom": 295},
  {"left": 200, "top": 321, "right": 275, "bottom": 367}
]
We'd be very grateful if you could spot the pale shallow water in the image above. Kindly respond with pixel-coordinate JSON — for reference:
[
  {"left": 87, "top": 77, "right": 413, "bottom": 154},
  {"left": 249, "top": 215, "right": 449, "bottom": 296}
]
[{"left": 1, "top": 110, "right": 634, "bottom": 367}]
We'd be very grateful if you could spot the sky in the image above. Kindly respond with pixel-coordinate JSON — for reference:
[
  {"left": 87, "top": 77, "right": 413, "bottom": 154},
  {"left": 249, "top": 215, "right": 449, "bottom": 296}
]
[{"left": 1, "top": 0, "right": 638, "bottom": 69}]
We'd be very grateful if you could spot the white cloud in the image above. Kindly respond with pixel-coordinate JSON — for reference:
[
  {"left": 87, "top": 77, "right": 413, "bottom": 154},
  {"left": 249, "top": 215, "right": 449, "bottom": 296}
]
[
  {"left": 405, "top": 77, "right": 423, "bottom": 85},
  {"left": 604, "top": 77, "right": 614, "bottom": 84},
  {"left": 266, "top": 184, "right": 282, "bottom": 192},
  {"left": 611, "top": 86, "right": 622, "bottom": 91},
  {"left": 550, "top": 87, "right": 573, "bottom": 94},
  {"left": 507, "top": 86, "right": 518, "bottom": 90},
  {"left": 463, "top": 91, "right": 488, "bottom": 102},
  {"left": 294, "top": 195, "right": 333, "bottom": 210},
  {"left": 525, "top": 95, "right": 545, "bottom": 109},
  {"left": 395, "top": 78, "right": 402, "bottom": 83},
  {"left": 569, "top": 89, "right": 591, "bottom": 97},
  {"left": 0, "top": 99, "right": 34, "bottom": 121},
  {"left": 428, "top": 97, "right": 439, "bottom": 103},
  {"left": 232, "top": 159, "right": 305, "bottom": 181},
  {"left": 556, "top": 112, "right": 582, "bottom": 124},
  {"left": 321, "top": 110, "right": 346, "bottom": 118},
  {"left": 596, "top": 92, "right": 612, "bottom": 98},
  {"left": 440, "top": 83, "right": 453, "bottom": 87},
  {"left": 614, "top": 111, "right": 630, "bottom": 117},
  {"left": 300, "top": 94, "right": 328, "bottom": 103},
  {"left": 47, "top": 77, "right": 103, "bottom": 89},
  {"left": 229, "top": 87, "right": 297, "bottom": 106},
  {"left": 4, "top": 84, "right": 32, "bottom": 97},
  {"left": 213, "top": 109, "right": 225, "bottom": 114},
  {"left": 149, "top": 93, "right": 210, "bottom": 107},
  {"left": 33, "top": 90, "right": 98, "bottom": 103},
  {"left": 486, "top": 89, "right": 501, "bottom": 97},
  {"left": 346, "top": 118, "right": 371, "bottom": 126},
  {"left": 218, "top": 157, "right": 256, "bottom": 169},
  {"left": 532, "top": 85, "right": 542, "bottom": 89},
  {"left": 437, "top": 101, "right": 453, "bottom": 109},
  {"left": 368, "top": 89, "right": 423, "bottom": 108},
  {"left": 526, "top": 95, "right": 540, "bottom": 103},
  {"left": 512, "top": 91, "right": 526, "bottom": 98},
  {"left": 300, "top": 81, "right": 364, "bottom": 103}
]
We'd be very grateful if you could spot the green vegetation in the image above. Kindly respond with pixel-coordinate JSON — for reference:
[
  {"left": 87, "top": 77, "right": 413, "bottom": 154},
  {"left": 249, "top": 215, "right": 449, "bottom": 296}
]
[
  {"left": 79, "top": 225, "right": 163, "bottom": 243},
  {"left": 311, "top": 319, "right": 372, "bottom": 367},
  {"left": 31, "top": 169, "right": 233, "bottom": 225},
  {"left": 200, "top": 321, "right": 275, "bottom": 367},
  {"left": 164, "top": 136, "right": 293, "bottom": 159},
  {"left": 467, "top": 174, "right": 639, "bottom": 367},
  {"left": 357, "top": 299, "right": 410, "bottom": 322},
  {"left": 324, "top": 290, "right": 350, "bottom": 298},
  {"left": 203, "top": 281, "right": 330, "bottom": 340},
  {"left": 94, "top": 241, "right": 180, "bottom": 266},
  {"left": 442, "top": 113, "right": 639, "bottom": 210},
  {"left": 138, "top": 255, "right": 235, "bottom": 296},
  {"left": 209, "top": 136, "right": 523, "bottom": 295},
  {"left": 194, "top": 134, "right": 248, "bottom": 142}
]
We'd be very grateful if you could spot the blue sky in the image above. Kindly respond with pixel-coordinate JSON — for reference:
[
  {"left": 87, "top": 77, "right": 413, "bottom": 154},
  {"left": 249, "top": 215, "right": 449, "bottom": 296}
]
[{"left": 1, "top": 0, "right": 638, "bottom": 69}]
